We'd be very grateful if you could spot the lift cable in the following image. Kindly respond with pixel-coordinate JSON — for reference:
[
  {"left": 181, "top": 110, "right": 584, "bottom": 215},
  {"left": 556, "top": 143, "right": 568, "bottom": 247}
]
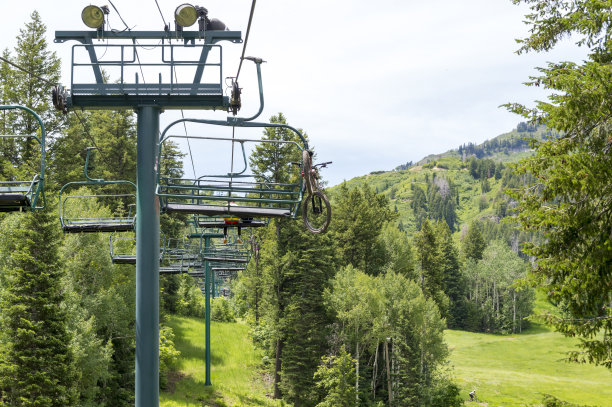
[
  {"left": 0, "top": 56, "right": 54, "bottom": 86},
  {"left": 151, "top": 0, "right": 197, "bottom": 179},
  {"left": 72, "top": 111, "right": 114, "bottom": 168},
  {"left": 235, "top": 0, "right": 257, "bottom": 81},
  {"left": 107, "top": 0, "right": 131, "bottom": 33},
  {"left": 153, "top": 0, "right": 167, "bottom": 27},
  {"left": 0, "top": 55, "right": 112, "bottom": 166},
  {"left": 108, "top": 0, "right": 146, "bottom": 84}
]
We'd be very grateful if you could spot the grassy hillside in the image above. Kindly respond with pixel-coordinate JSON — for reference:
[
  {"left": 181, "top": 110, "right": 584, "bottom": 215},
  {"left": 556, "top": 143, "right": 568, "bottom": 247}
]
[
  {"left": 160, "top": 315, "right": 283, "bottom": 407},
  {"left": 330, "top": 157, "right": 503, "bottom": 236},
  {"left": 328, "top": 125, "right": 554, "bottom": 237},
  {"left": 447, "top": 322, "right": 612, "bottom": 406},
  {"left": 163, "top": 311, "right": 612, "bottom": 407}
]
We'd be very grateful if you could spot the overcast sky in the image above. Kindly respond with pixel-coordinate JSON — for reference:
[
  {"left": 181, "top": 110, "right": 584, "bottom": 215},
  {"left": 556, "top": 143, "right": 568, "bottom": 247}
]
[{"left": 0, "top": 0, "right": 586, "bottom": 186}]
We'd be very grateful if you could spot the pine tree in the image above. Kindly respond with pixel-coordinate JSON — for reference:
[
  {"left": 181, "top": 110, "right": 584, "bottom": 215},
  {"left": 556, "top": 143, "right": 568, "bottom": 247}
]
[
  {"left": 2, "top": 11, "right": 63, "bottom": 137},
  {"left": 249, "top": 113, "right": 310, "bottom": 399},
  {"left": 414, "top": 219, "right": 448, "bottom": 316},
  {"left": 435, "top": 221, "right": 466, "bottom": 329},
  {"left": 462, "top": 220, "right": 486, "bottom": 261},
  {"left": 332, "top": 182, "right": 395, "bottom": 275},
  {"left": 278, "top": 222, "right": 336, "bottom": 407},
  {"left": 0, "top": 211, "right": 76, "bottom": 406},
  {"left": 508, "top": 0, "right": 612, "bottom": 367},
  {"left": 0, "top": 11, "right": 63, "bottom": 187}
]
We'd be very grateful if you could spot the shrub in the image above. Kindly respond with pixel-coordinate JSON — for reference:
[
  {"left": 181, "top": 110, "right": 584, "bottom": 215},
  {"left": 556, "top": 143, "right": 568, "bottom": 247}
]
[{"left": 211, "top": 297, "right": 236, "bottom": 322}]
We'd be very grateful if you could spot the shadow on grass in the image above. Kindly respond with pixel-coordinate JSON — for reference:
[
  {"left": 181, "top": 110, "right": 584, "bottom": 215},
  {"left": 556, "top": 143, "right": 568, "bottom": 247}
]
[
  {"left": 162, "top": 372, "right": 222, "bottom": 405},
  {"left": 236, "top": 393, "right": 270, "bottom": 406},
  {"left": 164, "top": 373, "right": 269, "bottom": 407},
  {"left": 520, "top": 321, "right": 553, "bottom": 335},
  {"left": 169, "top": 318, "right": 224, "bottom": 365}
]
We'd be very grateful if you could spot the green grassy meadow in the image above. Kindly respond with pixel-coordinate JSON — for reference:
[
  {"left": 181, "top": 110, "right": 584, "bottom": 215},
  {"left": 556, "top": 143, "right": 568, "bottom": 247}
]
[
  {"left": 447, "top": 324, "right": 612, "bottom": 406},
  {"left": 160, "top": 315, "right": 283, "bottom": 407},
  {"left": 162, "top": 314, "right": 612, "bottom": 407}
]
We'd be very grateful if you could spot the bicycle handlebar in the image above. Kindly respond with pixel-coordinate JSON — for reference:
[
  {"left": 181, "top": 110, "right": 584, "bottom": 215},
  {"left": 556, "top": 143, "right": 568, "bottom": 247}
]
[{"left": 313, "top": 161, "right": 332, "bottom": 168}]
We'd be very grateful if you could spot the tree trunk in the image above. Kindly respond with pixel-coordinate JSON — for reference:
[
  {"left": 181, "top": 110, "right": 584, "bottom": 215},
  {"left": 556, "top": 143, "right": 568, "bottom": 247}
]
[
  {"left": 372, "top": 342, "right": 378, "bottom": 397},
  {"left": 355, "top": 335, "right": 360, "bottom": 407},
  {"left": 273, "top": 338, "right": 283, "bottom": 399},
  {"left": 513, "top": 290, "right": 517, "bottom": 334},
  {"left": 254, "top": 253, "right": 260, "bottom": 324},
  {"left": 385, "top": 339, "right": 392, "bottom": 407}
]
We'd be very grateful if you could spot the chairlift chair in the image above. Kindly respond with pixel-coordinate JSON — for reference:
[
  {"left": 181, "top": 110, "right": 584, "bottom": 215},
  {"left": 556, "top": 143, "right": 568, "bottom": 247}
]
[
  {"left": 109, "top": 232, "right": 166, "bottom": 265},
  {"left": 59, "top": 148, "right": 136, "bottom": 233},
  {"left": 197, "top": 214, "right": 266, "bottom": 244},
  {"left": 157, "top": 118, "right": 309, "bottom": 222},
  {"left": 0, "top": 105, "right": 46, "bottom": 212},
  {"left": 202, "top": 242, "right": 250, "bottom": 263}
]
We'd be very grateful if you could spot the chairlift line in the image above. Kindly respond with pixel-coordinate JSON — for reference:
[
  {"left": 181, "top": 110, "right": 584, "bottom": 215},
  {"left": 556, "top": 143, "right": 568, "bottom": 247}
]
[
  {"left": 236, "top": 0, "right": 257, "bottom": 81},
  {"left": 0, "top": 56, "right": 54, "bottom": 86},
  {"left": 0, "top": 105, "right": 47, "bottom": 212}
]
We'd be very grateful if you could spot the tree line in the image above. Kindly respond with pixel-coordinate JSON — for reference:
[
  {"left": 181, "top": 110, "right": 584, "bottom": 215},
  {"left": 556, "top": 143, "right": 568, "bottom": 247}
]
[
  {"left": 0, "top": 12, "right": 189, "bottom": 405},
  {"left": 234, "top": 124, "right": 534, "bottom": 405}
]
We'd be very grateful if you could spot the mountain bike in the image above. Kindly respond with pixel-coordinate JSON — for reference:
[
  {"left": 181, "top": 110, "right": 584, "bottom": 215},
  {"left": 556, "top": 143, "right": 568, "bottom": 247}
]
[{"left": 301, "top": 150, "right": 331, "bottom": 234}]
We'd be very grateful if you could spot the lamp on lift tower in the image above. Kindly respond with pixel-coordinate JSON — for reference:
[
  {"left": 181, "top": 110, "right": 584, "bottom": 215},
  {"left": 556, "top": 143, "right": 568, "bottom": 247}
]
[
  {"left": 81, "top": 5, "right": 110, "bottom": 29},
  {"left": 174, "top": 3, "right": 199, "bottom": 28},
  {"left": 174, "top": 3, "right": 228, "bottom": 31}
]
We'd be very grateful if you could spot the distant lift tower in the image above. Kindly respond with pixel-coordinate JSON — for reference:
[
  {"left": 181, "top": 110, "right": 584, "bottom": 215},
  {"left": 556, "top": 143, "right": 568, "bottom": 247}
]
[{"left": 53, "top": 5, "right": 242, "bottom": 406}]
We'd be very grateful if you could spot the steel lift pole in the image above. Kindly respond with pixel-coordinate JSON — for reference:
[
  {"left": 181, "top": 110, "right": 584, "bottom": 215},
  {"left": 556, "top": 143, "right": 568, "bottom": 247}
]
[
  {"left": 204, "top": 234, "right": 212, "bottom": 385},
  {"left": 54, "top": 27, "right": 242, "bottom": 405},
  {"left": 135, "top": 106, "right": 161, "bottom": 405}
]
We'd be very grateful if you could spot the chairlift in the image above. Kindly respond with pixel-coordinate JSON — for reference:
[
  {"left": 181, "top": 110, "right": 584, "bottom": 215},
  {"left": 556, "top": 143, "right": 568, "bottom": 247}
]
[
  {"left": 0, "top": 105, "right": 46, "bottom": 212},
  {"left": 202, "top": 242, "right": 250, "bottom": 263},
  {"left": 162, "top": 237, "right": 202, "bottom": 273},
  {"left": 157, "top": 118, "right": 308, "bottom": 222},
  {"left": 59, "top": 148, "right": 136, "bottom": 233},
  {"left": 197, "top": 214, "right": 266, "bottom": 244},
  {"left": 109, "top": 232, "right": 166, "bottom": 265}
]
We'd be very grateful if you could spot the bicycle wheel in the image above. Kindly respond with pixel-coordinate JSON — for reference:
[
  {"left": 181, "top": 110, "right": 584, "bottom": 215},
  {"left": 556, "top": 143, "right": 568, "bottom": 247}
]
[
  {"left": 302, "top": 149, "right": 313, "bottom": 195},
  {"left": 302, "top": 190, "right": 331, "bottom": 234}
]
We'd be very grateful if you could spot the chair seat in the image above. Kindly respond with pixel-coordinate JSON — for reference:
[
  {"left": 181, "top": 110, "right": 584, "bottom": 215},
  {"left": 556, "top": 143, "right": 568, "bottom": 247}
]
[
  {"left": 165, "top": 203, "right": 291, "bottom": 218},
  {"left": 63, "top": 223, "right": 135, "bottom": 233},
  {"left": 0, "top": 193, "right": 31, "bottom": 211},
  {"left": 202, "top": 256, "right": 249, "bottom": 263}
]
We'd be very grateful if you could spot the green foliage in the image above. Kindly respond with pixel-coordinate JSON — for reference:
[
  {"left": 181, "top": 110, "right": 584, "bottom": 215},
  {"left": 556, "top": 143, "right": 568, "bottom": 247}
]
[
  {"left": 314, "top": 346, "right": 356, "bottom": 407},
  {"left": 332, "top": 182, "right": 396, "bottom": 275},
  {"left": 378, "top": 223, "right": 415, "bottom": 278},
  {"left": 414, "top": 219, "right": 448, "bottom": 316},
  {"left": 60, "top": 196, "right": 136, "bottom": 405},
  {"left": 276, "top": 222, "right": 337, "bottom": 407},
  {"left": 175, "top": 274, "right": 205, "bottom": 317},
  {"left": 511, "top": 0, "right": 612, "bottom": 57},
  {"left": 159, "top": 325, "right": 180, "bottom": 391},
  {"left": 462, "top": 220, "right": 486, "bottom": 261},
  {"left": 436, "top": 221, "right": 466, "bottom": 329},
  {"left": 211, "top": 297, "right": 236, "bottom": 323},
  {"left": 424, "top": 367, "right": 463, "bottom": 407},
  {"left": 325, "top": 266, "right": 451, "bottom": 405},
  {"left": 0, "top": 11, "right": 63, "bottom": 137},
  {"left": 0, "top": 211, "right": 76, "bottom": 406},
  {"left": 462, "top": 240, "right": 533, "bottom": 334},
  {"left": 248, "top": 114, "right": 335, "bottom": 404},
  {"left": 51, "top": 109, "right": 137, "bottom": 203},
  {"left": 509, "top": 0, "right": 612, "bottom": 367},
  {"left": 542, "top": 394, "right": 590, "bottom": 407},
  {"left": 249, "top": 112, "right": 305, "bottom": 185},
  {"left": 160, "top": 316, "right": 285, "bottom": 406}
]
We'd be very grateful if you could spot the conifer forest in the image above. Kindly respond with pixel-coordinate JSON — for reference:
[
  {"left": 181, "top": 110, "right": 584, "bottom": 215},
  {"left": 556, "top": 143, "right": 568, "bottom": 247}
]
[{"left": 0, "top": 1, "right": 612, "bottom": 406}]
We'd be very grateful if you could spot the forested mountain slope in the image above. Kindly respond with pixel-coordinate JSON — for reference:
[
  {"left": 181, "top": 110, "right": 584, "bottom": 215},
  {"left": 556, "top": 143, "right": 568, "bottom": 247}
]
[{"left": 330, "top": 123, "right": 554, "bottom": 240}]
